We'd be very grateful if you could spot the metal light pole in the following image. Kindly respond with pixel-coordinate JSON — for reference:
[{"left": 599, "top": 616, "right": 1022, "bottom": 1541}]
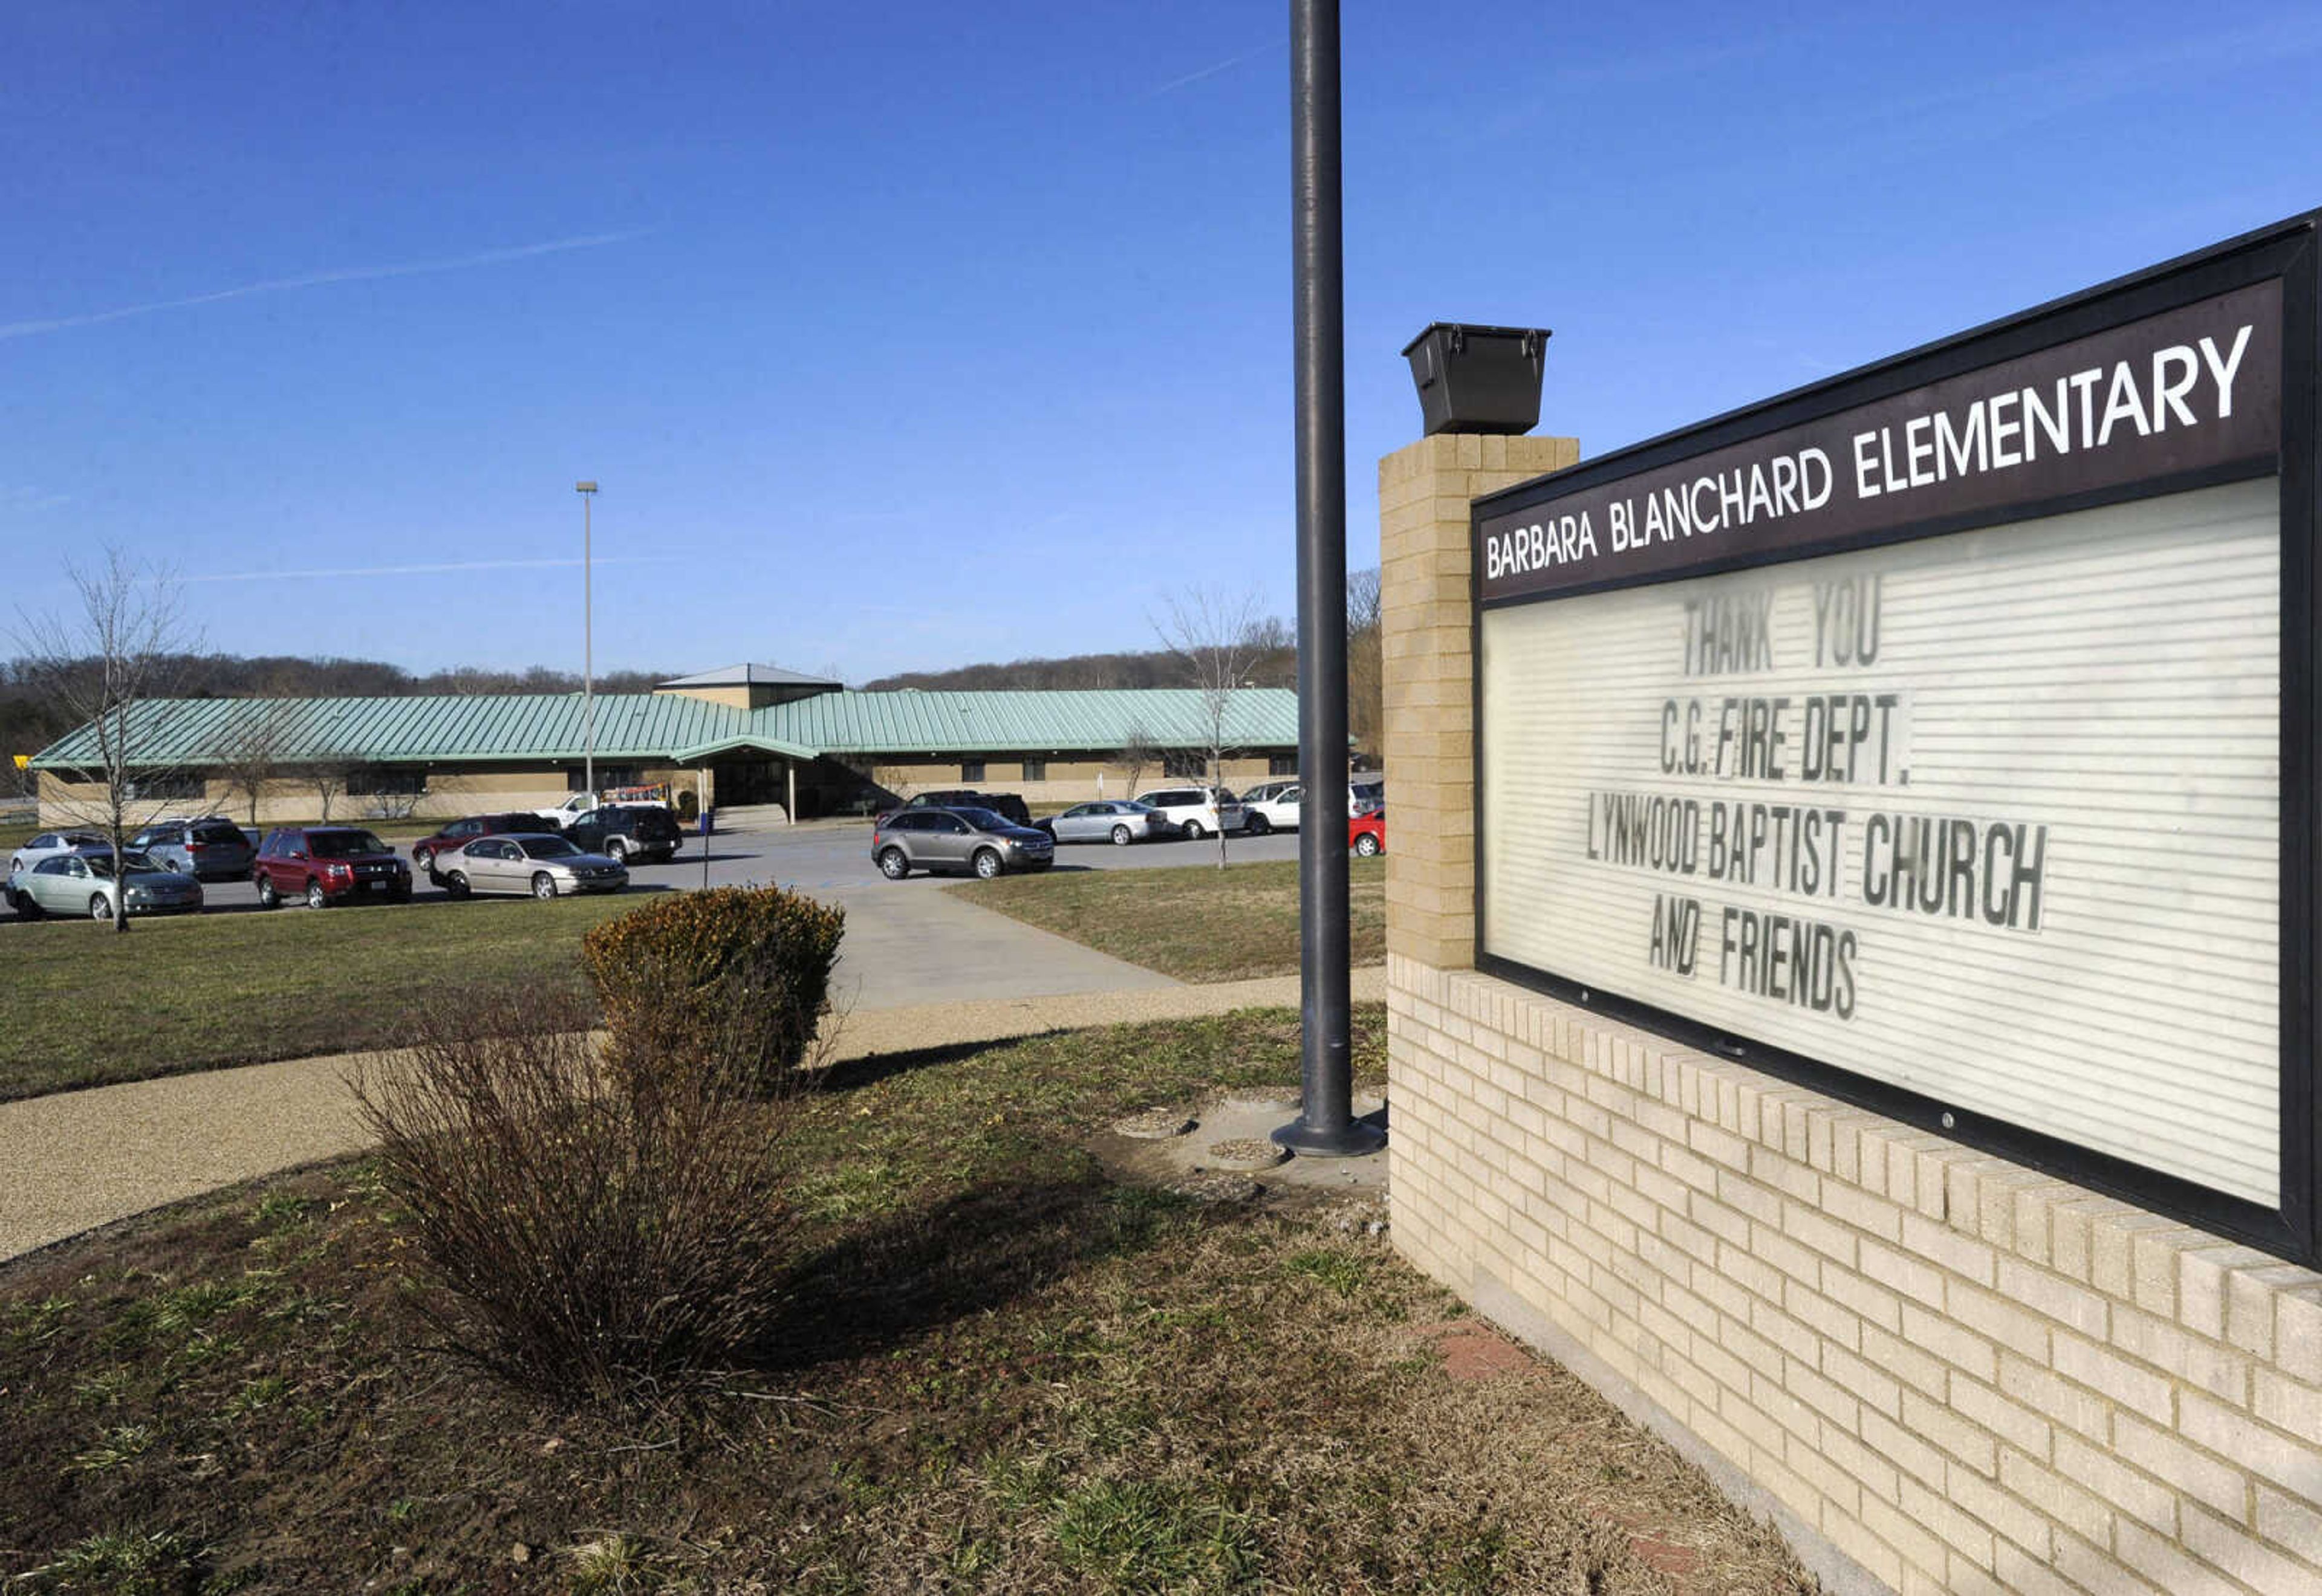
[
  {"left": 577, "top": 481, "right": 598, "bottom": 799},
  {"left": 1275, "top": 0, "right": 1381, "bottom": 1159}
]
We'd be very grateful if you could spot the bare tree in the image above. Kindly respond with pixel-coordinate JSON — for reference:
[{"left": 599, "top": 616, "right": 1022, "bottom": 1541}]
[
  {"left": 1116, "top": 722, "right": 1158, "bottom": 800},
  {"left": 10, "top": 550, "right": 196, "bottom": 932},
  {"left": 1347, "top": 567, "right": 1383, "bottom": 765},
  {"left": 1153, "top": 585, "right": 1270, "bottom": 868},
  {"left": 307, "top": 759, "right": 356, "bottom": 823},
  {"left": 215, "top": 698, "right": 301, "bottom": 824}
]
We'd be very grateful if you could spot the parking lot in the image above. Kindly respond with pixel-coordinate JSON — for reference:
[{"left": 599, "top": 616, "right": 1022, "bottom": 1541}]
[{"left": 4, "top": 819, "right": 1317, "bottom": 1013}]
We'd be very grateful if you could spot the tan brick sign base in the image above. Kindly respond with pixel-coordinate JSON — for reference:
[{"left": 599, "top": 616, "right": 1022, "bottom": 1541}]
[{"left": 1377, "top": 433, "right": 2322, "bottom": 1596}]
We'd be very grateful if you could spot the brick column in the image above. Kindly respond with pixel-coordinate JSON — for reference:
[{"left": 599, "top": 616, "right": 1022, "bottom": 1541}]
[{"left": 1378, "top": 432, "right": 1578, "bottom": 970}]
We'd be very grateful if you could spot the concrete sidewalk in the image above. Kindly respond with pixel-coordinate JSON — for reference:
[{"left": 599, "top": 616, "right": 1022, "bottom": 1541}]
[{"left": 0, "top": 967, "right": 1384, "bottom": 1265}]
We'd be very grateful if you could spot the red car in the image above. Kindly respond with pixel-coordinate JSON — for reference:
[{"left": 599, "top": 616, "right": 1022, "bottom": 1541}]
[
  {"left": 1350, "top": 808, "right": 1385, "bottom": 857},
  {"left": 252, "top": 826, "right": 414, "bottom": 909},
  {"left": 411, "top": 812, "right": 551, "bottom": 872}
]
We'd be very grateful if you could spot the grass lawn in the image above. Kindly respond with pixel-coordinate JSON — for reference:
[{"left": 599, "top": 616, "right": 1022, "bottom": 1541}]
[
  {"left": 947, "top": 855, "right": 1385, "bottom": 982},
  {"left": 0, "top": 896, "right": 637, "bottom": 1101},
  {"left": 0, "top": 1007, "right": 1810, "bottom": 1594}
]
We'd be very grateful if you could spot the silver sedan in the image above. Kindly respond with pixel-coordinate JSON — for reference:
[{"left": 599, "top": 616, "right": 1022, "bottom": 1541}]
[
  {"left": 436, "top": 833, "right": 629, "bottom": 898},
  {"left": 10, "top": 849, "right": 204, "bottom": 920},
  {"left": 1045, "top": 800, "right": 1174, "bottom": 846}
]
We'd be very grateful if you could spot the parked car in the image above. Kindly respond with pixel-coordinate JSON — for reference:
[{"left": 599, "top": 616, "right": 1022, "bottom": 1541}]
[
  {"left": 252, "top": 826, "right": 413, "bottom": 909},
  {"left": 411, "top": 811, "right": 556, "bottom": 872},
  {"left": 1133, "top": 786, "right": 1247, "bottom": 840},
  {"left": 7, "top": 831, "right": 106, "bottom": 901},
  {"left": 1350, "top": 808, "right": 1385, "bottom": 857},
  {"left": 1043, "top": 799, "right": 1173, "bottom": 846},
  {"left": 435, "top": 833, "right": 628, "bottom": 898},
  {"left": 11, "top": 848, "right": 203, "bottom": 920},
  {"left": 563, "top": 803, "right": 685, "bottom": 864},
  {"left": 871, "top": 806, "right": 1055, "bottom": 880},
  {"left": 129, "top": 815, "right": 258, "bottom": 881},
  {"left": 874, "top": 790, "right": 1033, "bottom": 829},
  {"left": 1240, "top": 783, "right": 1302, "bottom": 835}
]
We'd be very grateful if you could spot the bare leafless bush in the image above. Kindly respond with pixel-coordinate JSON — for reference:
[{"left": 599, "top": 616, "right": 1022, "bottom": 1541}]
[{"left": 352, "top": 985, "right": 800, "bottom": 1401}]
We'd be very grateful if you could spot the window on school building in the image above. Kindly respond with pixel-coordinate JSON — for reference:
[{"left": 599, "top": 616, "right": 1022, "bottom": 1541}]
[
  {"left": 1163, "top": 751, "right": 1205, "bottom": 779},
  {"left": 1270, "top": 754, "right": 1297, "bottom": 776},
  {"left": 124, "top": 770, "right": 203, "bottom": 802},
  {"left": 961, "top": 759, "right": 986, "bottom": 783},
  {"left": 350, "top": 767, "right": 428, "bottom": 797},
  {"left": 1022, "top": 758, "right": 1047, "bottom": 782}
]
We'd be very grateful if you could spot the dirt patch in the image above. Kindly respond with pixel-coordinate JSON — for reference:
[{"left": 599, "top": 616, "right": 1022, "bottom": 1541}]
[{"left": 1423, "top": 1317, "right": 1547, "bottom": 1381}]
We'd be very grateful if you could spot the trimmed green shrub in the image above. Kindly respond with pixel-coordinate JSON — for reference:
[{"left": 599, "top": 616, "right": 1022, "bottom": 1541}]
[{"left": 580, "top": 884, "right": 845, "bottom": 1094}]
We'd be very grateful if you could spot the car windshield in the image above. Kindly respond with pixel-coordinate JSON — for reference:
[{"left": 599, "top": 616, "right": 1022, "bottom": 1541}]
[
  {"left": 519, "top": 837, "right": 580, "bottom": 859},
  {"left": 952, "top": 808, "right": 1007, "bottom": 830},
  {"left": 1217, "top": 790, "right": 1239, "bottom": 804},
  {"left": 309, "top": 831, "right": 389, "bottom": 858},
  {"left": 83, "top": 852, "right": 161, "bottom": 877}
]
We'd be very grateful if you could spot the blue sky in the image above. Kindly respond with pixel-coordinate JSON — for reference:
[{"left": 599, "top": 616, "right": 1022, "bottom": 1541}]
[{"left": 4, "top": 2, "right": 2318, "bottom": 684}]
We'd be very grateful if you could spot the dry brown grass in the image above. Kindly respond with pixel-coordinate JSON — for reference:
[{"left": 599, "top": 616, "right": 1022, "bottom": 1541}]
[
  {"left": 948, "top": 856, "right": 1386, "bottom": 982},
  {"left": 1, "top": 1005, "right": 1813, "bottom": 1595}
]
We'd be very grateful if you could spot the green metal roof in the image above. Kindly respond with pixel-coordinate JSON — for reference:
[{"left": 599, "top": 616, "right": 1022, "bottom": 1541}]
[
  {"left": 30, "top": 687, "right": 1300, "bottom": 770},
  {"left": 760, "top": 689, "right": 1299, "bottom": 756}
]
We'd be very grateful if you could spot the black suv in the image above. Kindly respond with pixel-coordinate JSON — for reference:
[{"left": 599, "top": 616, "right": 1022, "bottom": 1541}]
[{"left": 564, "top": 803, "right": 684, "bottom": 865}]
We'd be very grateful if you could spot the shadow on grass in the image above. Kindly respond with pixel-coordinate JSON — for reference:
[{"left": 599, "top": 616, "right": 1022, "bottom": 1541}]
[
  {"left": 813, "top": 1038, "right": 1053, "bottom": 1095},
  {"left": 755, "top": 1176, "right": 1189, "bottom": 1372}
]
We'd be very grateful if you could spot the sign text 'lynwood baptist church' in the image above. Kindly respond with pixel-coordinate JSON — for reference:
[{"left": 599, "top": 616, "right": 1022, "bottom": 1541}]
[{"left": 1471, "top": 218, "right": 2320, "bottom": 1264}]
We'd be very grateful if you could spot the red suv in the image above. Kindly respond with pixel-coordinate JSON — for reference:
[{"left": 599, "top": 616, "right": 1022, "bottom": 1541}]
[
  {"left": 253, "top": 826, "right": 414, "bottom": 909},
  {"left": 411, "top": 812, "right": 550, "bottom": 872}
]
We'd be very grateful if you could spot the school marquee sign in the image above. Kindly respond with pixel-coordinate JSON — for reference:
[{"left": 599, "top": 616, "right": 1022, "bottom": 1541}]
[{"left": 1473, "top": 215, "right": 2319, "bottom": 1260}]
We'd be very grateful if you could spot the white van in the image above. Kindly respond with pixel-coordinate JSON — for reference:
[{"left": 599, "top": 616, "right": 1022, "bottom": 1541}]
[{"left": 1132, "top": 785, "right": 1249, "bottom": 840}]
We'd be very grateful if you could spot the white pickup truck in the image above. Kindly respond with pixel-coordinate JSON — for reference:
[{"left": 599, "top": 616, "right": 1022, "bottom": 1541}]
[
  {"left": 534, "top": 793, "right": 602, "bottom": 826},
  {"left": 533, "top": 787, "right": 672, "bottom": 826}
]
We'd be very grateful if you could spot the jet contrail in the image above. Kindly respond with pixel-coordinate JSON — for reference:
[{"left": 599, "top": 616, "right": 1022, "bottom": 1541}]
[
  {"left": 0, "top": 230, "right": 650, "bottom": 342},
  {"left": 183, "top": 556, "right": 659, "bottom": 585},
  {"left": 1139, "top": 42, "right": 1280, "bottom": 102}
]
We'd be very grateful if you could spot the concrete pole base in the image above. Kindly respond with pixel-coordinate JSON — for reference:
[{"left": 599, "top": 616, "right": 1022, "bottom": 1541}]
[{"left": 1270, "top": 1114, "right": 1387, "bottom": 1158}]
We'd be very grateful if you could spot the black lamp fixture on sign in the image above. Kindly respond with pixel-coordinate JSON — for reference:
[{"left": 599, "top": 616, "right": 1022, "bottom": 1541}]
[{"left": 1402, "top": 323, "right": 1553, "bottom": 436}]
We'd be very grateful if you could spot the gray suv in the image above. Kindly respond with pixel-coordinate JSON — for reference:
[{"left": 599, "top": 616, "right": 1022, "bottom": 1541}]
[
  {"left": 871, "top": 806, "right": 1054, "bottom": 880},
  {"left": 129, "top": 816, "right": 258, "bottom": 881}
]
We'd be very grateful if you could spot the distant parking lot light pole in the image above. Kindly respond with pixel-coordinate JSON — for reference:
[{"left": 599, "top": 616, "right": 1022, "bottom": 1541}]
[{"left": 577, "top": 481, "right": 599, "bottom": 799}]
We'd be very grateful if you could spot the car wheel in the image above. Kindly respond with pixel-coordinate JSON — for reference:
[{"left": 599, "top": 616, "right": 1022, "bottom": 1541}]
[
  {"left": 256, "top": 875, "right": 278, "bottom": 908},
  {"left": 305, "top": 880, "right": 329, "bottom": 910},
  {"left": 1111, "top": 823, "right": 1133, "bottom": 846},
  {"left": 444, "top": 871, "right": 472, "bottom": 898},
  {"left": 414, "top": 846, "right": 434, "bottom": 871},
  {"left": 877, "top": 848, "right": 910, "bottom": 880},
  {"left": 14, "top": 890, "right": 41, "bottom": 920},
  {"left": 972, "top": 848, "right": 1004, "bottom": 880},
  {"left": 1247, "top": 813, "right": 1272, "bottom": 837},
  {"left": 89, "top": 894, "right": 112, "bottom": 921},
  {"left": 607, "top": 839, "right": 629, "bottom": 863},
  {"left": 1181, "top": 819, "right": 1205, "bottom": 840},
  {"left": 1354, "top": 832, "right": 1382, "bottom": 857},
  {"left": 532, "top": 872, "right": 558, "bottom": 900}
]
